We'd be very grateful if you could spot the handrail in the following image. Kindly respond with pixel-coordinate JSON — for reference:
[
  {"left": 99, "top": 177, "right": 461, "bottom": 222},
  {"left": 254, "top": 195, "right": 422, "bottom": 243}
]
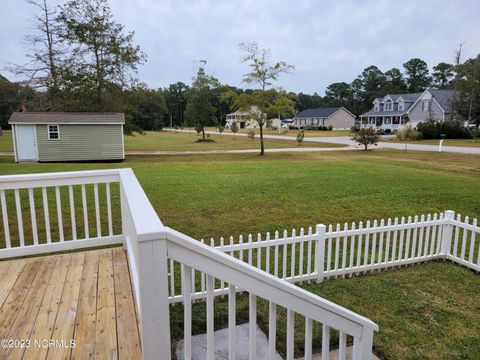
[{"left": 166, "top": 227, "right": 379, "bottom": 336}]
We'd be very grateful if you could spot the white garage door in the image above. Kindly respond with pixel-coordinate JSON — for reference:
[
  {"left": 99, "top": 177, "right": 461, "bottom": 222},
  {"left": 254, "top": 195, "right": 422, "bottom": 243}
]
[{"left": 16, "top": 125, "right": 38, "bottom": 161}]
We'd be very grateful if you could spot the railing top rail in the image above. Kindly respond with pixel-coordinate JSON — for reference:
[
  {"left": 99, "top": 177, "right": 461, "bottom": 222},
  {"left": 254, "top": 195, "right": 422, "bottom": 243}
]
[
  {"left": 119, "top": 168, "right": 165, "bottom": 240},
  {"left": 0, "top": 168, "right": 122, "bottom": 190},
  {"left": 166, "top": 227, "right": 379, "bottom": 336}
]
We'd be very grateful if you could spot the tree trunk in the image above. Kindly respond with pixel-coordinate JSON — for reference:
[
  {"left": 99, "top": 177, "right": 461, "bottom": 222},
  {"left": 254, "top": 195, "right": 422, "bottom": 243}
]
[
  {"left": 259, "top": 124, "right": 264, "bottom": 155},
  {"left": 364, "top": 143, "right": 368, "bottom": 151},
  {"left": 202, "top": 127, "right": 206, "bottom": 140}
]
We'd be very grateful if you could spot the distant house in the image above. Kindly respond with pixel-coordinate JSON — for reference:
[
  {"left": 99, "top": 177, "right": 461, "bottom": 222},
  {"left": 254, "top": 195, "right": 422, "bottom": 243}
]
[
  {"left": 225, "top": 106, "right": 264, "bottom": 129},
  {"left": 359, "top": 89, "right": 456, "bottom": 130},
  {"left": 9, "top": 112, "right": 125, "bottom": 163},
  {"left": 293, "top": 107, "right": 355, "bottom": 130}
]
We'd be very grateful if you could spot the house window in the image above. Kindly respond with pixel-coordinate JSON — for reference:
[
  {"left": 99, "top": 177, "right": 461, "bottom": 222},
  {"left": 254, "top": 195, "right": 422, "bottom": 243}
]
[
  {"left": 422, "top": 100, "right": 429, "bottom": 112},
  {"left": 398, "top": 99, "right": 404, "bottom": 111},
  {"left": 384, "top": 99, "right": 393, "bottom": 111},
  {"left": 373, "top": 101, "right": 379, "bottom": 112},
  {"left": 48, "top": 125, "right": 60, "bottom": 140}
]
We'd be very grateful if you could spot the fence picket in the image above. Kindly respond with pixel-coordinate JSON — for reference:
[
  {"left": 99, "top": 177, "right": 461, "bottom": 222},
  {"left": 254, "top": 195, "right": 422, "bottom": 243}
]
[
  {"left": 299, "top": 228, "right": 304, "bottom": 277},
  {"left": 274, "top": 231, "right": 279, "bottom": 278},
  {"left": 342, "top": 223, "right": 348, "bottom": 278},
  {"left": 349, "top": 222, "right": 355, "bottom": 277},
  {"left": 363, "top": 221, "right": 370, "bottom": 273},
  {"left": 461, "top": 216, "right": 469, "bottom": 260}
]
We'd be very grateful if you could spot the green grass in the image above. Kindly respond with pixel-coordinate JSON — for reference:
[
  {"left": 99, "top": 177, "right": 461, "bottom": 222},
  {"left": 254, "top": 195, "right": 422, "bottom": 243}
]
[
  {"left": 0, "top": 150, "right": 480, "bottom": 358},
  {"left": 124, "top": 130, "right": 343, "bottom": 151},
  {"left": 0, "top": 131, "right": 13, "bottom": 152},
  {"left": 382, "top": 137, "right": 480, "bottom": 147}
]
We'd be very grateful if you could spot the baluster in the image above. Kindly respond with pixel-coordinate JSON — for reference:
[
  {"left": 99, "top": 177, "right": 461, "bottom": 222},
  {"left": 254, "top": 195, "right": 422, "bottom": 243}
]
[
  {"left": 342, "top": 223, "right": 348, "bottom": 278},
  {"left": 339, "top": 331, "right": 347, "bottom": 360},
  {"left": 182, "top": 264, "right": 192, "bottom": 360},
  {"left": 28, "top": 188, "right": 38, "bottom": 245},
  {"left": 282, "top": 230, "right": 288, "bottom": 279},
  {"left": 229, "top": 285, "right": 236, "bottom": 360},
  {"left": 322, "top": 324, "right": 330, "bottom": 359},
  {"left": 268, "top": 302, "right": 277, "bottom": 360},
  {"left": 0, "top": 190, "right": 10, "bottom": 248},
  {"left": 14, "top": 189, "right": 25, "bottom": 247},
  {"left": 370, "top": 220, "right": 378, "bottom": 268},
  {"left": 453, "top": 214, "right": 461, "bottom": 258},
  {"left": 356, "top": 221, "right": 363, "bottom": 274},
  {"left": 286, "top": 310, "right": 295, "bottom": 360},
  {"left": 291, "top": 229, "right": 296, "bottom": 278},
  {"left": 334, "top": 224, "right": 340, "bottom": 277},
  {"left": 461, "top": 216, "right": 469, "bottom": 260},
  {"left": 274, "top": 231, "right": 279, "bottom": 277},
  {"left": 42, "top": 187, "right": 51, "bottom": 243},
  {"left": 106, "top": 183, "right": 113, "bottom": 236},
  {"left": 206, "top": 275, "right": 215, "bottom": 360},
  {"left": 94, "top": 183, "right": 101, "bottom": 238},
  {"left": 68, "top": 185, "right": 77, "bottom": 240},
  {"left": 307, "top": 227, "right": 313, "bottom": 277},
  {"left": 299, "top": 228, "right": 304, "bottom": 278},
  {"left": 363, "top": 220, "right": 370, "bottom": 273},
  {"left": 266, "top": 232, "right": 271, "bottom": 273},
  {"left": 55, "top": 186, "right": 64, "bottom": 242},
  {"left": 170, "top": 258, "right": 175, "bottom": 298},
  {"left": 304, "top": 317, "right": 313, "bottom": 360},
  {"left": 81, "top": 184, "right": 89, "bottom": 239},
  {"left": 424, "top": 214, "right": 432, "bottom": 257},
  {"left": 469, "top": 219, "right": 477, "bottom": 264},
  {"left": 257, "top": 233, "right": 262, "bottom": 270},
  {"left": 391, "top": 217, "right": 399, "bottom": 263},
  {"left": 349, "top": 222, "right": 355, "bottom": 277},
  {"left": 249, "top": 293, "right": 256, "bottom": 360}
]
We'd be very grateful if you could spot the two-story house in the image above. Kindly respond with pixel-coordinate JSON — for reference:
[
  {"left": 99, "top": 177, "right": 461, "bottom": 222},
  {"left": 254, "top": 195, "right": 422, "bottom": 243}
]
[{"left": 359, "top": 89, "right": 456, "bottom": 130}]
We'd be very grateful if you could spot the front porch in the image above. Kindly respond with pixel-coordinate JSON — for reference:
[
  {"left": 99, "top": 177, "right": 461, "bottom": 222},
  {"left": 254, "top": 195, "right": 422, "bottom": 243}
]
[{"left": 359, "top": 115, "right": 409, "bottom": 130}]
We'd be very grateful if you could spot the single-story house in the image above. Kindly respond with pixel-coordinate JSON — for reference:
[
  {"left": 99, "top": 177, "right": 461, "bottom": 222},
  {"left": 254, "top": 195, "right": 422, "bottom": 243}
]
[
  {"left": 225, "top": 106, "right": 264, "bottom": 129},
  {"left": 9, "top": 112, "right": 125, "bottom": 162},
  {"left": 293, "top": 107, "right": 356, "bottom": 130},
  {"left": 359, "top": 89, "right": 456, "bottom": 130}
]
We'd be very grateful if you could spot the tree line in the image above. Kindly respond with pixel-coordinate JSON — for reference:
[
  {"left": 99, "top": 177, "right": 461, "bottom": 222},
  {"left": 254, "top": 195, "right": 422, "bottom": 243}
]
[{"left": 1, "top": 0, "right": 479, "bottom": 134}]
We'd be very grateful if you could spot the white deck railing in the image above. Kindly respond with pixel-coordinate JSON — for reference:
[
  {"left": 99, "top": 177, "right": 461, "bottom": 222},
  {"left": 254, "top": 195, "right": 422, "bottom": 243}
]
[{"left": 0, "top": 169, "right": 382, "bottom": 359}]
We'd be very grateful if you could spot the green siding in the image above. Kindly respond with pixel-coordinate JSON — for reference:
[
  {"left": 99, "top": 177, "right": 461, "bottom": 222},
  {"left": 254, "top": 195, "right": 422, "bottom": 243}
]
[{"left": 36, "top": 124, "right": 124, "bottom": 162}]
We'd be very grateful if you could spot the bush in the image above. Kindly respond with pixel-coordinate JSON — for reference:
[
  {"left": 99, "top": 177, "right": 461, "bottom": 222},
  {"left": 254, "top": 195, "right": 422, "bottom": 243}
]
[
  {"left": 352, "top": 127, "right": 380, "bottom": 150},
  {"left": 384, "top": 129, "right": 391, "bottom": 134},
  {"left": 417, "top": 120, "right": 473, "bottom": 139},
  {"left": 327, "top": 125, "right": 333, "bottom": 131},
  {"left": 247, "top": 129, "right": 255, "bottom": 140},
  {"left": 350, "top": 126, "right": 360, "bottom": 133},
  {"left": 396, "top": 124, "right": 421, "bottom": 141},
  {"left": 296, "top": 130, "right": 305, "bottom": 145}
]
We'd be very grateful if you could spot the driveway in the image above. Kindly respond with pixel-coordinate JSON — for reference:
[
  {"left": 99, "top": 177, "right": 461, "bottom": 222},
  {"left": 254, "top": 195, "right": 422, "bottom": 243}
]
[{"left": 165, "top": 129, "right": 480, "bottom": 155}]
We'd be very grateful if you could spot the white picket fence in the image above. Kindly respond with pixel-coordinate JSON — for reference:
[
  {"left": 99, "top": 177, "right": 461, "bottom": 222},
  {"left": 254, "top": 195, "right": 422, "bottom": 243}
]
[
  {"left": 166, "top": 210, "right": 480, "bottom": 303},
  {"left": 0, "top": 169, "right": 380, "bottom": 360}
]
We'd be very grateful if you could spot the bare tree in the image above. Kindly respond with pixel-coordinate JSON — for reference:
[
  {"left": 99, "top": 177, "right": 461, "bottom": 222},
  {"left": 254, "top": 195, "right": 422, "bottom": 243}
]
[
  {"left": 451, "top": 42, "right": 464, "bottom": 119},
  {"left": 10, "top": 0, "right": 63, "bottom": 98},
  {"left": 239, "top": 41, "right": 294, "bottom": 91}
]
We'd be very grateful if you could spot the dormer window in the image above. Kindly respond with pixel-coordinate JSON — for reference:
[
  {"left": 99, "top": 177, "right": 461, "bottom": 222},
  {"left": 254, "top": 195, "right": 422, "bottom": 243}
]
[
  {"left": 398, "top": 98, "right": 404, "bottom": 111},
  {"left": 384, "top": 99, "right": 393, "bottom": 111},
  {"left": 422, "top": 100, "right": 429, "bottom": 112},
  {"left": 373, "top": 100, "right": 380, "bottom": 112}
]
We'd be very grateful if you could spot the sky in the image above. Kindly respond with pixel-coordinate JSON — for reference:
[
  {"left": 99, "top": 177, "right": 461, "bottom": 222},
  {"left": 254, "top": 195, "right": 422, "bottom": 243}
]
[{"left": 1, "top": 0, "right": 480, "bottom": 95}]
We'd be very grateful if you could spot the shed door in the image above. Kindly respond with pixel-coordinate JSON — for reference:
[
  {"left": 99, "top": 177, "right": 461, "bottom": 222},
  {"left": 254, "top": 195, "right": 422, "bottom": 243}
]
[{"left": 16, "top": 125, "right": 38, "bottom": 161}]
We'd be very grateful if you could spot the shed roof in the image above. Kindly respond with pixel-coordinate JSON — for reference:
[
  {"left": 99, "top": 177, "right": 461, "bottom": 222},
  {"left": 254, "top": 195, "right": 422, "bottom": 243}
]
[{"left": 8, "top": 112, "right": 125, "bottom": 125}]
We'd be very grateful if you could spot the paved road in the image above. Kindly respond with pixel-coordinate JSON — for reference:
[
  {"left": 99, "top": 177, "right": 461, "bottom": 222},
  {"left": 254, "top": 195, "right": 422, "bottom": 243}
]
[{"left": 165, "top": 128, "right": 480, "bottom": 155}]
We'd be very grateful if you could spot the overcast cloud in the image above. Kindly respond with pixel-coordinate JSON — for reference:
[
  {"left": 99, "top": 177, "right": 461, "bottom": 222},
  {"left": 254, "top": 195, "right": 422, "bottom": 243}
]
[{"left": 1, "top": 0, "right": 479, "bottom": 94}]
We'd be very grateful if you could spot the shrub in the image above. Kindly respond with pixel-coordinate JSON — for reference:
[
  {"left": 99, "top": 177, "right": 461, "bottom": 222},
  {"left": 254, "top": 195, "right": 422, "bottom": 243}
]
[
  {"left": 352, "top": 127, "right": 380, "bottom": 150},
  {"left": 417, "top": 120, "right": 473, "bottom": 139},
  {"left": 296, "top": 130, "right": 305, "bottom": 145},
  {"left": 327, "top": 125, "right": 333, "bottom": 131},
  {"left": 230, "top": 122, "right": 239, "bottom": 135},
  {"left": 396, "top": 124, "right": 421, "bottom": 141},
  {"left": 247, "top": 129, "right": 255, "bottom": 140},
  {"left": 218, "top": 125, "right": 224, "bottom": 135},
  {"left": 350, "top": 126, "right": 360, "bottom": 133},
  {"left": 384, "top": 129, "right": 391, "bottom": 134}
]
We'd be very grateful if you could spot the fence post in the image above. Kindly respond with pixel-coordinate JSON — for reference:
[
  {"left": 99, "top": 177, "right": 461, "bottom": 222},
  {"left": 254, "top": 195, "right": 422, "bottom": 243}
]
[
  {"left": 315, "top": 224, "right": 326, "bottom": 283},
  {"left": 441, "top": 210, "right": 455, "bottom": 258},
  {"left": 138, "top": 231, "right": 171, "bottom": 360},
  {"left": 352, "top": 327, "right": 374, "bottom": 360}
]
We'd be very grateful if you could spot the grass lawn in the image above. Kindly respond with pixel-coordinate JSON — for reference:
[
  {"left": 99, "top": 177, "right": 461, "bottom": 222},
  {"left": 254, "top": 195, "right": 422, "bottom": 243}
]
[
  {"left": 0, "top": 131, "right": 13, "bottom": 152},
  {"left": 382, "top": 137, "right": 480, "bottom": 148},
  {"left": 0, "top": 150, "right": 479, "bottom": 358},
  {"left": 124, "top": 130, "right": 343, "bottom": 151}
]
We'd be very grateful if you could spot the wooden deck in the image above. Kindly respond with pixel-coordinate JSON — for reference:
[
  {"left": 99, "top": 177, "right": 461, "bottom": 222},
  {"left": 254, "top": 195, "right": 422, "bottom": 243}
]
[{"left": 0, "top": 247, "right": 141, "bottom": 360}]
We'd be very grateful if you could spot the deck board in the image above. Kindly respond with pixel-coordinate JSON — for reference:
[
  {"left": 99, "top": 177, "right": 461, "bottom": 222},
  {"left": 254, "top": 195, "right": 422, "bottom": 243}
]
[{"left": 0, "top": 248, "right": 141, "bottom": 360}]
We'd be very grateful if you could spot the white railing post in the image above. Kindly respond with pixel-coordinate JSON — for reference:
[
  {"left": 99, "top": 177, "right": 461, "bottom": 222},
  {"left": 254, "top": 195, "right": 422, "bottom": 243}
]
[
  {"left": 441, "top": 210, "right": 455, "bottom": 258},
  {"left": 138, "top": 231, "right": 171, "bottom": 360},
  {"left": 315, "top": 224, "right": 326, "bottom": 283},
  {"left": 352, "top": 327, "right": 374, "bottom": 360}
]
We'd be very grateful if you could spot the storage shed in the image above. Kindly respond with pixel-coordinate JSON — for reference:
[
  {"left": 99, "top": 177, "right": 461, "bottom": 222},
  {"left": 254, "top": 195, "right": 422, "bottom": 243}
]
[{"left": 9, "top": 112, "right": 125, "bottom": 162}]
